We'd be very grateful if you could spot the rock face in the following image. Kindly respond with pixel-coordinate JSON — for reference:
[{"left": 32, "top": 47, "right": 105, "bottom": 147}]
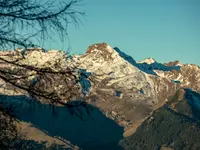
[
  {"left": 0, "top": 42, "right": 200, "bottom": 143},
  {"left": 154, "top": 64, "right": 200, "bottom": 92},
  {"left": 71, "top": 43, "right": 200, "bottom": 136}
]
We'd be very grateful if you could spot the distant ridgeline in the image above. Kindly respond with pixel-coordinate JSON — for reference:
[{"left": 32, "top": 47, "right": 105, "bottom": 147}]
[{"left": 0, "top": 43, "right": 200, "bottom": 150}]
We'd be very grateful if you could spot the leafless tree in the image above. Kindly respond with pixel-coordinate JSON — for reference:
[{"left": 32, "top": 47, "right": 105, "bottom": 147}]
[
  {"left": 0, "top": 0, "right": 90, "bottom": 148},
  {"left": 0, "top": 0, "right": 88, "bottom": 109},
  {"left": 0, "top": 0, "right": 84, "bottom": 49}
]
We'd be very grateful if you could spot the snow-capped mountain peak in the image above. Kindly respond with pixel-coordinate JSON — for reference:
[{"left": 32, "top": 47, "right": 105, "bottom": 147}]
[
  {"left": 85, "top": 42, "right": 120, "bottom": 62},
  {"left": 86, "top": 42, "right": 114, "bottom": 54},
  {"left": 138, "top": 58, "right": 156, "bottom": 64},
  {"left": 0, "top": 42, "right": 200, "bottom": 142}
]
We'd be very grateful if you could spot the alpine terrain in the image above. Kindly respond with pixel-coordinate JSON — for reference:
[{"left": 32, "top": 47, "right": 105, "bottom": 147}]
[{"left": 0, "top": 42, "right": 200, "bottom": 150}]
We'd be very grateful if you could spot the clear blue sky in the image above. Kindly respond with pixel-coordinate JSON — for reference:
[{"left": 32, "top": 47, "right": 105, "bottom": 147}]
[{"left": 45, "top": 0, "right": 200, "bottom": 65}]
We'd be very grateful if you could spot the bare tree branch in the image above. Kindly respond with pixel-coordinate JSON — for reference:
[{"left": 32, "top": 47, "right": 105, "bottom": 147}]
[
  {"left": 0, "top": 0, "right": 88, "bottom": 148},
  {"left": 0, "top": 0, "right": 84, "bottom": 49}
]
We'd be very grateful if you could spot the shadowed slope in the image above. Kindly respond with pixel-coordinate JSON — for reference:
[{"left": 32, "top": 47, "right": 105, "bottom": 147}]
[{"left": 0, "top": 94, "right": 124, "bottom": 150}]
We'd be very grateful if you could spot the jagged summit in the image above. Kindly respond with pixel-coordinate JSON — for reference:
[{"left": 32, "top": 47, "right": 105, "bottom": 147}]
[
  {"left": 84, "top": 42, "right": 120, "bottom": 62},
  {"left": 77, "top": 43, "right": 183, "bottom": 76},
  {"left": 86, "top": 42, "right": 114, "bottom": 53},
  {"left": 138, "top": 57, "right": 156, "bottom": 64},
  {"left": 75, "top": 43, "right": 141, "bottom": 75}
]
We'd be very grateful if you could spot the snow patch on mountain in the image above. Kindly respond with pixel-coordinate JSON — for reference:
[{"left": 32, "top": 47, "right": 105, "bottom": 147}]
[
  {"left": 154, "top": 64, "right": 200, "bottom": 92},
  {"left": 138, "top": 58, "right": 156, "bottom": 64}
]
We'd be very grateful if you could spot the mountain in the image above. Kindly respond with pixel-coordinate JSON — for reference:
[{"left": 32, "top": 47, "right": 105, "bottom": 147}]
[
  {"left": 120, "top": 106, "right": 200, "bottom": 150},
  {"left": 72, "top": 43, "right": 200, "bottom": 136},
  {"left": 120, "top": 88, "right": 200, "bottom": 150},
  {"left": 0, "top": 42, "right": 200, "bottom": 149}
]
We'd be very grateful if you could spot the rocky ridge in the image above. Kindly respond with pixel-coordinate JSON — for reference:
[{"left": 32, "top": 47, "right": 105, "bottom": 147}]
[
  {"left": 71, "top": 42, "right": 200, "bottom": 136},
  {"left": 0, "top": 42, "right": 200, "bottom": 141}
]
